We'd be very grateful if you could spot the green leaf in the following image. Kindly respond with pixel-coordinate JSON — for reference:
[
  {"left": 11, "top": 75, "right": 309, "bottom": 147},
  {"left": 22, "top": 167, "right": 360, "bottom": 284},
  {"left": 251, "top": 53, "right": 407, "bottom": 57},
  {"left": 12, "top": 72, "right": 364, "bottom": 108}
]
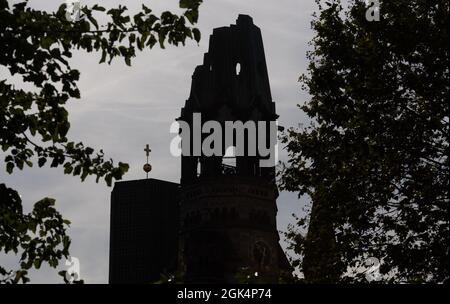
[
  {"left": 40, "top": 36, "right": 54, "bottom": 49},
  {"left": 105, "top": 174, "right": 113, "bottom": 187},
  {"left": 92, "top": 4, "right": 106, "bottom": 12},
  {"left": 73, "top": 165, "right": 81, "bottom": 176},
  {"left": 34, "top": 260, "right": 42, "bottom": 269},
  {"left": 81, "top": 169, "right": 89, "bottom": 181},
  {"left": 99, "top": 50, "right": 107, "bottom": 64},
  {"left": 118, "top": 162, "right": 130, "bottom": 172},
  {"left": 86, "top": 14, "right": 99, "bottom": 29},
  {"left": 129, "top": 33, "right": 136, "bottom": 44},
  {"left": 118, "top": 45, "right": 128, "bottom": 56},
  {"left": 146, "top": 34, "right": 157, "bottom": 48},
  {"left": 180, "top": 0, "right": 198, "bottom": 9},
  {"left": 6, "top": 162, "right": 14, "bottom": 174},
  {"left": 184, "top": 10, "right": 198, "bottom": 24},
  {"left": 125, "top": 56, "right": 131, "bottom": 66},
  {"left": 192, "top": 28, "right": 201, "bottom": 43},
  {"left": 142, "top": 4, "right": 152, "bottom": 14},
  {"left": 64, "top": 164, "right": 73, "bottom": 174}
]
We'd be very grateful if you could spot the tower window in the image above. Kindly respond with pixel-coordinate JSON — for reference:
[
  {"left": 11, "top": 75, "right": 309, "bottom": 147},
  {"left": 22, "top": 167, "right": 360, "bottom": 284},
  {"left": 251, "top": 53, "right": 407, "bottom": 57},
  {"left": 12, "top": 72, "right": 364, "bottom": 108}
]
[
  {"left": 223, "top": 146, "right": 236, "bottom": 167},
  {"left": 197, "top": 159, "right": 201, "bottom": 177},
  {"left": 235, "top": 62, "right": 241, "bottom": 76}
]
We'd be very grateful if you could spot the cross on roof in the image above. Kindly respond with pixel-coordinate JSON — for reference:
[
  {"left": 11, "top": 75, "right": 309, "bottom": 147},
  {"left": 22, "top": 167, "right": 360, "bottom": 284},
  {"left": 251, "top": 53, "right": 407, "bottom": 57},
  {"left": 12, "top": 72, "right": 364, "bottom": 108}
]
[{"left": 144, "top": 144, "right": 151, "bottom": 157}]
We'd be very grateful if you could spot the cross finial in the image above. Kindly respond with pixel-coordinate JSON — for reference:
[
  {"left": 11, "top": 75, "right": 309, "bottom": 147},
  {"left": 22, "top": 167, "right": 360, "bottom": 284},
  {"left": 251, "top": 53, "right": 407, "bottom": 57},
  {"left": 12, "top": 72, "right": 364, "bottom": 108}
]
[
  {"left": 144, "top": 144, "right": 151, "bottom": 157},
  {"left": 143, "top": 144, "right": 152, "bottom": 179}
]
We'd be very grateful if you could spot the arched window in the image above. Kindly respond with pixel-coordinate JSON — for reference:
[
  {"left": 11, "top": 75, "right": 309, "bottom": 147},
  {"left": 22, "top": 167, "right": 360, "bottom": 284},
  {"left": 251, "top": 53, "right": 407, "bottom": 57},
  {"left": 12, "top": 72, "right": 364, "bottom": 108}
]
[
  {"left": 196, "top": 159, "right": 201, "bottom": 177},
  {"left": 222, "top": 146, "right": 236, "bottom": 167},
  {"left": 235, "top": 62, "right": 241, "bottom": 76}
]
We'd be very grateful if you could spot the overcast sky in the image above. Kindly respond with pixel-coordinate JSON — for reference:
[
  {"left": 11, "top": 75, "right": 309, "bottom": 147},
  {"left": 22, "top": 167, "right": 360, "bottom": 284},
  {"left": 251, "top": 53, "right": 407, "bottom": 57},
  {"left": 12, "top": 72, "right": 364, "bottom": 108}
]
[{"left": 0, "top": 0, "right": 317, "bottom": 283}]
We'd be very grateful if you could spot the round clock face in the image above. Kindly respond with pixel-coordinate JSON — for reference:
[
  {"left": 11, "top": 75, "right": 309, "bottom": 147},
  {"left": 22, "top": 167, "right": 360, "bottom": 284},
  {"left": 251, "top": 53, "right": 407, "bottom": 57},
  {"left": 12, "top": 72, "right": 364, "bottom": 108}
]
[{"left": 253, "top": 241, "right": 271, "bottom": 268}]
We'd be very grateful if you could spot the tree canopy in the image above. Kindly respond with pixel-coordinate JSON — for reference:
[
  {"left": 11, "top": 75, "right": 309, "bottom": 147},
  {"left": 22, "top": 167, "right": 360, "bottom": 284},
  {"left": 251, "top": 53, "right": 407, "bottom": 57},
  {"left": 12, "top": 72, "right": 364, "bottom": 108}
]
[
  {"left": 281, "top": 0, "right": 448, "bottom": 283},
  {"left": 0, "top": 0, "right": 202, "bottom": 283}
]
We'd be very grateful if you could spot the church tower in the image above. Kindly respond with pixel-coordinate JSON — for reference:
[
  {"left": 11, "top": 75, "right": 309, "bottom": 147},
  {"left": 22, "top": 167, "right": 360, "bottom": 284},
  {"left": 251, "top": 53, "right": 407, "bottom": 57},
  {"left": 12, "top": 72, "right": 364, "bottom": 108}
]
[{"left": 178, "top": 15, "right": 290, "bottom": 283}]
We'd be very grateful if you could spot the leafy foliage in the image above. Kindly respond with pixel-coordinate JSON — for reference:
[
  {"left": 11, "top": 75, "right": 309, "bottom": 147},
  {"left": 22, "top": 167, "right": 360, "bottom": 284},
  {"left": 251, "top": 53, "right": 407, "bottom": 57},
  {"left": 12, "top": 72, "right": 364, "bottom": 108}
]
[
  {"left": 280, "top": 0, "right": 448, "bottom": 283},
  {"left": 0, "top": 184, "right": 70, "bottom": 283},
  {"left": 0, "top": 0, "right": 203, "bottom": 283}
]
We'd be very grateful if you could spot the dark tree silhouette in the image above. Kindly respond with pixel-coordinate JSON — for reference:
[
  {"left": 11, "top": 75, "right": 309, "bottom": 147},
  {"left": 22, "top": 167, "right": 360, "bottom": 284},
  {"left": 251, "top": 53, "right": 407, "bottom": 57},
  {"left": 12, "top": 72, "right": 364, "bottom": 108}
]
[{"left": 281, "top": 0, "right": 448, "bottom": 283}]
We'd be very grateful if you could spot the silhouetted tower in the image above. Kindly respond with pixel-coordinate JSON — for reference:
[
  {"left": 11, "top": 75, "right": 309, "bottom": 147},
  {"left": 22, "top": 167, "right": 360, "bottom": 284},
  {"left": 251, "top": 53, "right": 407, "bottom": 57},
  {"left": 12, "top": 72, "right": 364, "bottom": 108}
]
[{"left": 178, "top": 15, "right": 290, "bottom": 283}]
